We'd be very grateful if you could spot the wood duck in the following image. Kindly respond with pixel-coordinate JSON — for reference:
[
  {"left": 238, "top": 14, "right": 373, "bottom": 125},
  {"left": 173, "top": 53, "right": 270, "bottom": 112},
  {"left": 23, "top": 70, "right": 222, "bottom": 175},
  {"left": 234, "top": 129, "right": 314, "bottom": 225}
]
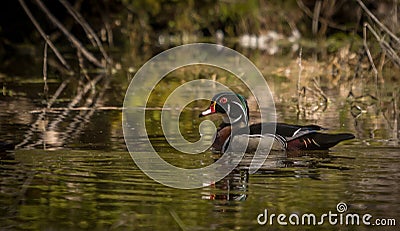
[{"left": 199, "top": 92, "right": 355, "bottom": 153}]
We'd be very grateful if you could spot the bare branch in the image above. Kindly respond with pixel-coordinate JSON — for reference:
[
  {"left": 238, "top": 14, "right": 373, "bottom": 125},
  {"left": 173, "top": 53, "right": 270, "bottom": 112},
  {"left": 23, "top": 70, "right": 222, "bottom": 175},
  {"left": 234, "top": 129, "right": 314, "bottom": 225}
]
[
  {"left": 59, "top": 0, "right": 111, "bottom": 64},
  {"left": 43, "top": 41, "right": 49, "bottom": 99},
  {"left": 33, "top": 0, "right": 104, "bottom": 68},
  {"left": 363, "top": 23, "right": 379, "bottom": 79},
  {"left": 312, "top": 0, "right": 322, "bottom": 35},
  {"left": 356, "top": 0, "right": 400, "bottom": 45},
  {"left": 18, "top": 0, "right": 72, "bottom": 71},
  {"left": 364, "top": 23, "right": 400, "bottom": 67},
  {"left": 296, "top": 0, "right": 349, "bottom": 31}
]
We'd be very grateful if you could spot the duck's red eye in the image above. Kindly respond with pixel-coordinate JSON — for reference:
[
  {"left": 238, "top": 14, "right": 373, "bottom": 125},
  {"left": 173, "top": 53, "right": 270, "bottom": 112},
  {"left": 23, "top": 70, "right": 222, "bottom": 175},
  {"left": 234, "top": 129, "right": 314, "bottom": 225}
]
[{"left": 219, "top": 97, "right": 227, "bottom": 104}]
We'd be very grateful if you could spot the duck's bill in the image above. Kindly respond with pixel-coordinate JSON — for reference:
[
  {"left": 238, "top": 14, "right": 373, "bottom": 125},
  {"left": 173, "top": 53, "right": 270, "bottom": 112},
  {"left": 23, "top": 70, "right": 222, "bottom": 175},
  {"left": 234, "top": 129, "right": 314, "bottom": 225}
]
[
  {"left": 199, "top": 108, "right": 213, "bottom": 117},
  {"left": 199, "top": 102, "right": 216, "bottom": 117}
]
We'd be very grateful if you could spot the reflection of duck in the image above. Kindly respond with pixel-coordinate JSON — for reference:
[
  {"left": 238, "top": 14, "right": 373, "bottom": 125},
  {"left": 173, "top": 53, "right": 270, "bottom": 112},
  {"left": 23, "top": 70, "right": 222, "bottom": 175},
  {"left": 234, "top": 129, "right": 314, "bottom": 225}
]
[
  {"left": 199, "top": 92, "right": 355, "bottom": 153},
  {"left": 202, "top": 168, "right": 248, "bottom": 202}
]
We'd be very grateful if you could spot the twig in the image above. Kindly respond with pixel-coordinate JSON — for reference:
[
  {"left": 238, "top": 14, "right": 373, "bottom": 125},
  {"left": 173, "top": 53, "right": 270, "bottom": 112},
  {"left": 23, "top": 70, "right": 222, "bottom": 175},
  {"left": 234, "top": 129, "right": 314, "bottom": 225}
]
[
  {"left": 60, "top": 0, "right": 96, "bottom": 47},
  {"left": 77, "top": 50, "right": 92, "bottom": 83},
  {"left": 296, "top": 0, "right": 349, "bottom": 31},
  {"left": 364, "top": 23, "right": 400, "bottom": 67},
  {"left": 393, "top": 90, "right": 398, "bottom": 140},
  {"left": 96, "top": 1, "right": 114, "bottom": 47},
  {"left": 297, "top": 47, "right": 304, "bottom": 116},
  {"left": 47, "top": 78, "right": 71, "bottom": 109},
  {"left": 58, "top": 0, "right": 111, "bottom": 64},
  {"left": 43, "top": 40, "right": 49, "bottom": 100},
  {"left": 33, "top": 0, "right": 104, "bottom": 68},
  {"left": 393, "top": 0, "right": 398, "bottom": 32},
  {"left": 356, "top": 0, "right": 400, "bottom": 45},
  {"left": 168, "top": 209, "right": 187, "bottom": 231},
  {"left": 18, "top": 0, "right": 72, "bottom": 71},
  {"left": 104, "top": 21, "right": 114, "bottom": 48},
  {"left": 362, "top": 23, "right": 379, "bottom": 82},
  {"left": 312, "top": 0, "right": 322, "bottom": 36},
  {"left": 29, "top": 106, "right": 122, "bottom": 113},
  {"left": 297, "top": 47, "right": 303, "bottom": 94},
  {"left": 377, "top": 50, "right": 386, "bottom": 84},
  {"left": 42, "top": 41, "right": 48, "bottom": 149}
]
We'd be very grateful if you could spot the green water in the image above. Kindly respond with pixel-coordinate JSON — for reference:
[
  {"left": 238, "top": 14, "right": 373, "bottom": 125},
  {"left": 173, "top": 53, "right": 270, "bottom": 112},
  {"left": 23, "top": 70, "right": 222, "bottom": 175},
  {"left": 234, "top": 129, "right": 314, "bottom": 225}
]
[
  {"left": 1, "top": 43, "right": 399, "bottom": 230},
  {"left": 1, "top": 147, "right": 399, "bottom": 230}
]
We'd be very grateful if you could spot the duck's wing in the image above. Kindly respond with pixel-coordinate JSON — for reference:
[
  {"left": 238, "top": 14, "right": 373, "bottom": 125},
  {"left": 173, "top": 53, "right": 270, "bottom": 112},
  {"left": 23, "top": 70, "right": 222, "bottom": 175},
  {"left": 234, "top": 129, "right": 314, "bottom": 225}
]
[
  {"left": 286, "top": 133, "right": 355, "bottom": 150},
  {"left": 248, "top": 122, "right": 324, "bottom": 137},
  {"left": 249, "top": 123, "right": 354, "bottom": 150}
]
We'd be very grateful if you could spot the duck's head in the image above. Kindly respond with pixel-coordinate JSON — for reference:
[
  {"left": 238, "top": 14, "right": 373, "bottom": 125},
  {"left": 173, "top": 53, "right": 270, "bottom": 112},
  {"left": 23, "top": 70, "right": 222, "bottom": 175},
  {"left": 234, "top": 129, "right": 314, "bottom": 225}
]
[{"left": 199, "top": 92, "right": 249, "bottom": 125}]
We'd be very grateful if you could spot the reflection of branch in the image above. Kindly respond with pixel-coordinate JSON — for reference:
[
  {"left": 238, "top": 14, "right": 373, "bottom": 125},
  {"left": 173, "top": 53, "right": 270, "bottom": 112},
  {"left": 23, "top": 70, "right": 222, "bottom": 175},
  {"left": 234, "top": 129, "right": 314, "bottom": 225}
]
[
  {"left": 33, "top": 0, "right": 104, "bottom": 68},
  {"left": 312, "top": 77, "right": 328, "bottom": 105},
  {"left": 16, "top": 74, "right": 103, "bottom": 149},
  {"left": 8, "top": 171, "right": 37, "bottom": 216},
  {"left": 63, "top": 78, "right": 110, "bottom": 146},
  {"left": 15, "top": 77, "right": 71, "bottom": 149},
  {"left": 21, "top": 75, "right": 105, "bottom": 149},
  {"left": 47, "top": 75, "right": 103, "bottom": 132},
  {"left": 18, "top": 0, "right": 72, "bottom": 71}
]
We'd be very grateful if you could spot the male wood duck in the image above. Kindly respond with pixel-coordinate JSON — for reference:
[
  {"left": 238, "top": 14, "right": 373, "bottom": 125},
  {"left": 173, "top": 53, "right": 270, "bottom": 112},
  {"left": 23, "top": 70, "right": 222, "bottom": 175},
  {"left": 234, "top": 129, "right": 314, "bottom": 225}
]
[{"left": 199, "top": 92, "right": 355, "bottom": 153}]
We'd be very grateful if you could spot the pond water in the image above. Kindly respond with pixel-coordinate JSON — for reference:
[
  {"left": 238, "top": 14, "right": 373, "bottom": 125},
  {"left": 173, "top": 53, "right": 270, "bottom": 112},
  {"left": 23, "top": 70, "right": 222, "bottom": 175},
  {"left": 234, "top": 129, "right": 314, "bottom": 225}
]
[{"left": 1, "top": 43, "right": 399, "bottom": 230}]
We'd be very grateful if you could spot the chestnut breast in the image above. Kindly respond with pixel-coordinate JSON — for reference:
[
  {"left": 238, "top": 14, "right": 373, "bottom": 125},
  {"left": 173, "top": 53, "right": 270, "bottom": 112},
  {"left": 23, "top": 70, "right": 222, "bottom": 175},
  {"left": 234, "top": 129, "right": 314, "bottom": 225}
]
[{"left": 211, "top": 126, "right": 231, "bottom": 153}]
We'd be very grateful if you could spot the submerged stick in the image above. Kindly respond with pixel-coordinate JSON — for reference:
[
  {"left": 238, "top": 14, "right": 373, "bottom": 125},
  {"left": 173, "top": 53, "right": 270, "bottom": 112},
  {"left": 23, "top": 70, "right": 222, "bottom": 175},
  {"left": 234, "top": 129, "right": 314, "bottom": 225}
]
[
  {"left": 33, "top": 0, "right": 104, "bottom": 68},
  {"left": 18, "top": 0, "right": 72, "bottom": 71}
]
